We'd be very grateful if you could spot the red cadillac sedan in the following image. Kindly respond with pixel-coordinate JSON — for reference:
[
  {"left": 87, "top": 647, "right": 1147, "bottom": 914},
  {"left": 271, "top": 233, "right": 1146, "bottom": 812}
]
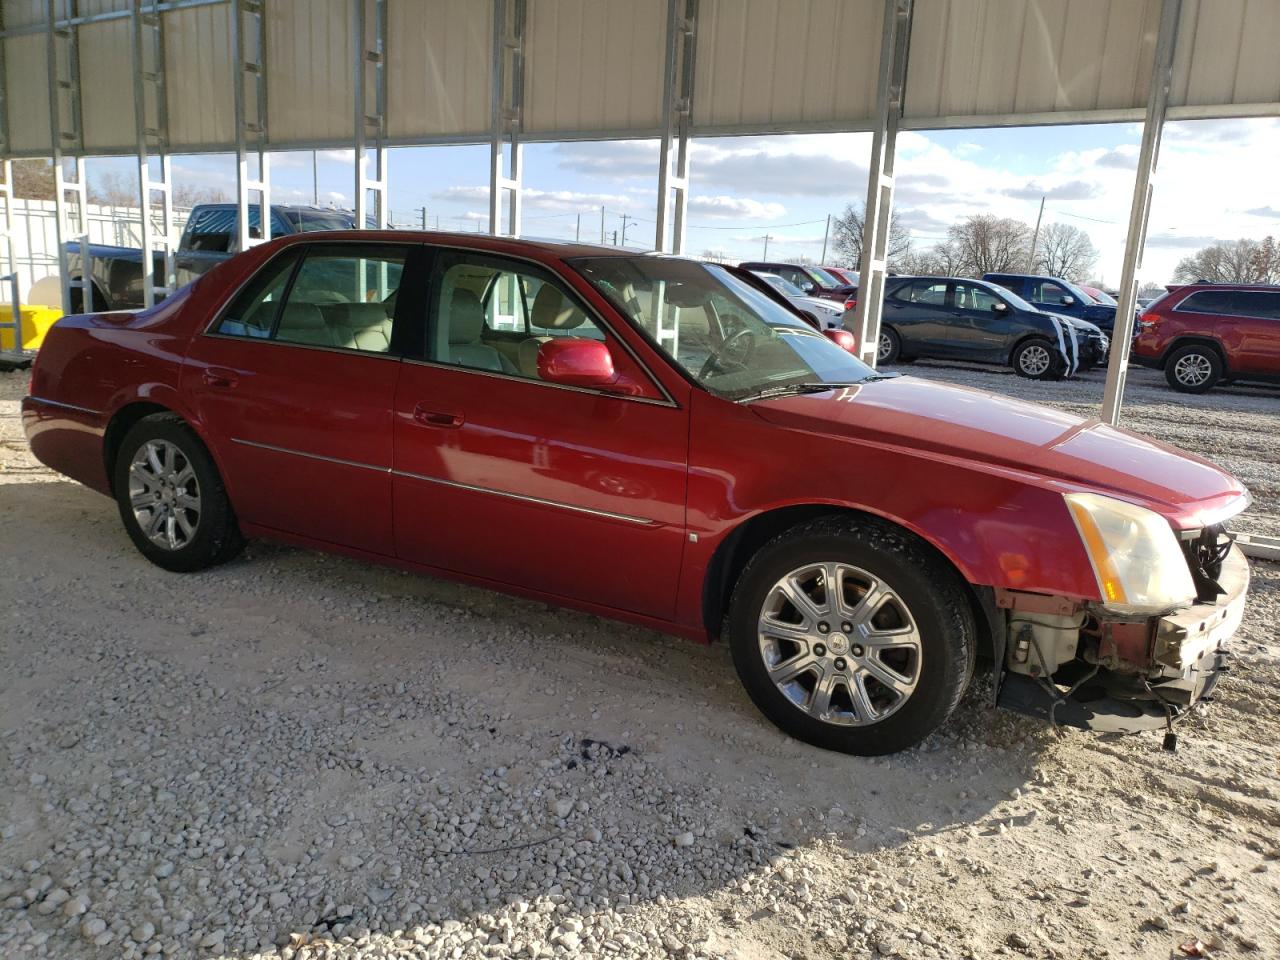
[{"left": 23, "top": 232, "right": 1251, "bottom": 755}]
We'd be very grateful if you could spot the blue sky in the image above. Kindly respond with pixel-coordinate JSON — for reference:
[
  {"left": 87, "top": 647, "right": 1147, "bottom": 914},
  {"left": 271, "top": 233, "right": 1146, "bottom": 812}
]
[{"left": 92, "top": 116, "right": 1280, "bottom": 286}]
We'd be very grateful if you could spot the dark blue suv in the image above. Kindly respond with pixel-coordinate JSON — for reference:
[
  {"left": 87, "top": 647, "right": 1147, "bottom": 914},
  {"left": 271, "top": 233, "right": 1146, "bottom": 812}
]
[
  {"left": 879, "top": 276, "right": 1109, "bottom": 379},
  {"left": 983, "top": 273, "right": 1123, "bottom": 336}
]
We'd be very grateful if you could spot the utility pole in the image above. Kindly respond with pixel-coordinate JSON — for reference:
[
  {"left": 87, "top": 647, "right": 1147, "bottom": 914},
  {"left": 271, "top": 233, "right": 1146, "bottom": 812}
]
[
  {"left": 600, "top": 206, "right": 606, "bottom": 244},
  {"left": 620, "top": 213, "right": 632, "bottom": 246},
  {"left": 1027, "top": 195, "right": 1045, "bottom": 270},
  {"left": 576, "top": 212, "right": 581, "bottom": 241},
  {"left": 313, "top": 151, "right": 319, "bottom": 206},
  {"left": 762, "top": 234, "right": 773, "bottom": 259},
  {"left": 611, "top": 229, "right": 618, "bottom": 245},
  {"left": 820, "top": 213, "right": 831, "bottom": 264},
  {"left": 419, "top": 206, "right": 427, "bottom": 230}
]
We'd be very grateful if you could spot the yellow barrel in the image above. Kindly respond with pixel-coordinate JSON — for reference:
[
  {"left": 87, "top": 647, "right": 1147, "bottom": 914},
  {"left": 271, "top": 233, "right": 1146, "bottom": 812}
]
[{"left": 0, "top": 304, "right": 64, "bottom": 352}]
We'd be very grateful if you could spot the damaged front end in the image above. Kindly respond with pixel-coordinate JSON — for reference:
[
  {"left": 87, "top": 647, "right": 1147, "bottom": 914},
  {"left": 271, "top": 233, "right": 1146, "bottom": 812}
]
[{"left": 993, "top": 525, "right": 1249, "bottom": 738}]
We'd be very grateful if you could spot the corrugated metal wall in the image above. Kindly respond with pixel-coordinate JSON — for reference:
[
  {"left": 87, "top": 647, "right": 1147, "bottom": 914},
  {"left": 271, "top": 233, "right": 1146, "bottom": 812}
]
[
  {"left": 524, "top": 0, "right": 666, "bottom": 135},
  {"left": 695, "top": 0, "right": 884, "bottom": 131},
  {"left": 1, "top": 0, "right": 1276, "bottom": 157}
]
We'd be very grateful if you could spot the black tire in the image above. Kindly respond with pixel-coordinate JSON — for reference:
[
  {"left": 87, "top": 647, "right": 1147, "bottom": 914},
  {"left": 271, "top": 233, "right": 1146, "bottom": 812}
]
[
  {"left": 1164, "top": 343, "right": 1222, "bottom": 393},
  {"left": 727, "top": 515, "right": 975, "bottom": 756},
  {"left": 112, "top": 414, "right": 244, "bottom": 572},
  {"left": 1011, "top": 337, "right": 1065, "bottom": 381},
  {"left": 877, "top": 327, "right": 902, "bottom": 365}
]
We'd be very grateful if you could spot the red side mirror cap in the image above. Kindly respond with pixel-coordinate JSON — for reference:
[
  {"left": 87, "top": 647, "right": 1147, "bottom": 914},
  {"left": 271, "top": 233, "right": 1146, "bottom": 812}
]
[
  {"left": 824, "top": 328, "right": 858, "bottom": 354},
  {"left": 537, "top": 337, "right": 617, "bottom": 388}
]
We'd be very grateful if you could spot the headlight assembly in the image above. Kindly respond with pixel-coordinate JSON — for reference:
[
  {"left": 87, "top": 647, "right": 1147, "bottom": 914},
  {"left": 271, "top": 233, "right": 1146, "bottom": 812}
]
[{"left": 1064, "top": 492, "right": 1196, "bottom": 616}]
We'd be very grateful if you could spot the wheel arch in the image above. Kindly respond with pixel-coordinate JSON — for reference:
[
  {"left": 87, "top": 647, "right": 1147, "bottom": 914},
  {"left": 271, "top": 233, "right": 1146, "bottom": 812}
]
[
  {"left": 103, "top": 401, "right": 175, "bottom": 493},
  {"left": 700, "top": 504, "right": 994, "bottom": 659},
  {"left": 1005, "top": 331, "right": 1054, "bottom": 365}
]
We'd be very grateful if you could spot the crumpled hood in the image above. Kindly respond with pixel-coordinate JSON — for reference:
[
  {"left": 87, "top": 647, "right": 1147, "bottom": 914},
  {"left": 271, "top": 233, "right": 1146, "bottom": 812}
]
[
  {"left": 749, "top": 376, "right": 1247, "bottom": 529},
  {"left": 1043, "top": 312, "right": 1104, "bottom": 336}
]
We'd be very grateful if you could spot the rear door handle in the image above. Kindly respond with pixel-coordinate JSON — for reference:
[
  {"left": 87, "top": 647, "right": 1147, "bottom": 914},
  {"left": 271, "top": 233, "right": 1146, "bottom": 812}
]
[
  {"left": 413, "top": 403, "right": 464, "bottom": 428},
  {"left": 202, "top": 367, "right": 238, "bottom": 388}
]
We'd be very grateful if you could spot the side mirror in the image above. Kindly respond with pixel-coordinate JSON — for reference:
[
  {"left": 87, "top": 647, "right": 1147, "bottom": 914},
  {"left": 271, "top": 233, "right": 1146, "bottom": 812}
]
[
  {"left": 799, "top": 280, "right": 815, "bottom": 293},
  {"left": 824, "top": 329, "right": 858, "bottom": 354},
  {"left": 537, "top": 337, "right": 618, "bottom": 388},
  {"left": 992, "top": 301, "right": 1009, "bottom": 313},
  {"left": 1060, "top": 295, "right": 1076, "bottom": 306}
]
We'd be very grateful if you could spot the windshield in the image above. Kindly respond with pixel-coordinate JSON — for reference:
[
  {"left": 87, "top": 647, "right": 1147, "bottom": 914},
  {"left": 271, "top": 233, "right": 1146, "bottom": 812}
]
[
  {"left": 1089, "top": 288, "right": 1117, "bottom": 305},
  {"left": 989, "top": 282, "right": 1036, "bottom": 312},
  {"left": 570, "top": 256, "right": 877, "bottom": 401},
  {"left": 806, "top": 266, "right": 840, "bottom": 287},
  {"left": 760, "top": 273, "right": 807, "bottom": 298}
]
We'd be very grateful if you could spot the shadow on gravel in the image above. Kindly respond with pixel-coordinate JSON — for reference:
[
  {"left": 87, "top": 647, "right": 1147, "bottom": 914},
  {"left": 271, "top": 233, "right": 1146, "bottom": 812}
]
[{"left": 1, "top": 479, "right": 1054, "bottom": 958}]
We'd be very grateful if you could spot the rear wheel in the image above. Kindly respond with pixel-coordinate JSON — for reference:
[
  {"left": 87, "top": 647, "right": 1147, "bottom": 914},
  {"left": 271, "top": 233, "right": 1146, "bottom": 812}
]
[
  {"left": 877, "top": 327, "right": 901, "bottom": 365},
  {"left": 113, "top": 414, "right": 244, "bottom": 572},
  {"left": 1012, "top": 338, "right": 1064, "bottom": 380},
  {"left": 1165, "top": 343, "right": 1222, "bottom": 393},
  {"left": 727, "top": 516, "right": 974, "bottom": 755}
]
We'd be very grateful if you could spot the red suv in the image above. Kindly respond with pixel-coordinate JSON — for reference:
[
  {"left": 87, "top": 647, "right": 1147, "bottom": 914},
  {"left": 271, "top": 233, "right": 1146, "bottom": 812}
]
[
  {"left": 23, "top": 232, "right": 1250, "bottom": 755},
  {"left": 1132, "top": 283, "right": 1280, "bottom": 392}
]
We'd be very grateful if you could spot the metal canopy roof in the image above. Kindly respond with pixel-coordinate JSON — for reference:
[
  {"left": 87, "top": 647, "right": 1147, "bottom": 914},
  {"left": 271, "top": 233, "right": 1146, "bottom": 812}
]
[{"left": 3, "top": 0, "right": 1278, "bottom": 158}]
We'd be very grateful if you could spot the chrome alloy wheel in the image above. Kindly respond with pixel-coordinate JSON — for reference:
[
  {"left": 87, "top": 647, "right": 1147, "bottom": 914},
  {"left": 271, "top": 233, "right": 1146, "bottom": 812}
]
[
  {"left": 128, "top": 439, "right": 201, "bottom": 551},
  {"left": 757, "top": 562, "right": 922, "bottom": 726},
  {"left": 1018, "top": 344, "right": 1052, "bottom": 376},
  {"left": 1173, "top": 352, "right": 1213, "bottom": 387},
  {"left": 877, "top": 333, "right": 893, "bottom": 362}
]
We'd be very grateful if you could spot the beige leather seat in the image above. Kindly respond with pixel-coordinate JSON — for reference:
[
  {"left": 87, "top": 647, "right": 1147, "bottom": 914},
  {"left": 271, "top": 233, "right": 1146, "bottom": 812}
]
[
  {"left": 274, "top": 303, "right": 333, "bottom": 346},
  {"left": 446, "top": 289, "right": 515, "bottom": 373},
  {"left": 327, "top": 302, "right": 392, "bottom": 352},
  {"left": 519, "top": 285, "right": 587, "bottom": 377}
]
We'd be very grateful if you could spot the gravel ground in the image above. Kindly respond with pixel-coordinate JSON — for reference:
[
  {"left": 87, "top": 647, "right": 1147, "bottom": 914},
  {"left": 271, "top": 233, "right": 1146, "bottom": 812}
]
[{"left": 1, "top": 362, "right": 1278, "bottom": 960}]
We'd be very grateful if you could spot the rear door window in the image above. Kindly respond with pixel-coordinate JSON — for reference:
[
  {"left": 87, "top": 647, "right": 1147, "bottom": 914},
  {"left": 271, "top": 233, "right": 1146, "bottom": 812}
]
[{"left": 1181, "top": 289, "right": 1280, "bottom": 320}]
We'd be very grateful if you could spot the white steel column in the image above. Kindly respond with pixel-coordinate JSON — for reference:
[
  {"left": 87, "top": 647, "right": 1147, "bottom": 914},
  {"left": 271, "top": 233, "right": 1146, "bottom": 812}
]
[
  {"left": 489, "top": 0, "right": 525, "bottom": 238},
  {"left": 47, "top": 0, "right": 92, "bottom": 316},
  {"left": 1100, "top": 0, "right": 1182, "bottom": 425},
  {"left": 655, "top": 0, "right": 698, "bottom": 255},
  {"left": 354, "top": 0, "right": 388, "bottom": 230},
  {"left": 233, "top": 0, "right": 270, "bottom": 250},
  {"left": 0, "top": 1, "right": 19, "bottom": 356},
  {"left": 132, "top": 0, "right": 175, "bottom": 308},
  {"left": 852, "top": 0, "right": 913, "bottom": 367}
]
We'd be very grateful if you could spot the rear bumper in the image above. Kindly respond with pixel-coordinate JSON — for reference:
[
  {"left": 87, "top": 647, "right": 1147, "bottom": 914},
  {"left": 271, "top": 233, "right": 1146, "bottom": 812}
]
[{"left": 997, "top": 546, "right": 1249, "bottom": 734}]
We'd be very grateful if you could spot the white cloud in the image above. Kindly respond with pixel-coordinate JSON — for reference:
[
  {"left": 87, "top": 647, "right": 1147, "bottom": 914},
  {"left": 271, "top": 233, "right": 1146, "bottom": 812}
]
[{"left": 687, "top": 195, "right": 786, "bottom": 220}]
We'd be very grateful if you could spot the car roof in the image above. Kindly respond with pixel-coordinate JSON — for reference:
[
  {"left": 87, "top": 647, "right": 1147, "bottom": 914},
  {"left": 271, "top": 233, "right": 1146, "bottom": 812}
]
[
  {"left": 257, "top": 229, "right": 666, "bottom": 261},
  {"left": 1167, "top": 282, "right": 1280, "bottom": 291}
]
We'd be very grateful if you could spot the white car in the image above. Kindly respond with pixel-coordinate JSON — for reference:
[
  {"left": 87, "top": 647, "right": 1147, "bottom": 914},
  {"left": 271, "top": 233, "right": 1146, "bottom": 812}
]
[{"left": 752, "top": 271, "right": 848, "bottom": 331}]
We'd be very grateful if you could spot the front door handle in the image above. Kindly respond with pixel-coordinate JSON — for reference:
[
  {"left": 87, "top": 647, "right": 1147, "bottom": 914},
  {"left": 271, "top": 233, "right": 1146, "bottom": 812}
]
[
  {"left": 202, "top": 367, "right": 238, "bottom": 388},
  {"left": 413, "top": 403, "right": 464, "bottom": 428}
]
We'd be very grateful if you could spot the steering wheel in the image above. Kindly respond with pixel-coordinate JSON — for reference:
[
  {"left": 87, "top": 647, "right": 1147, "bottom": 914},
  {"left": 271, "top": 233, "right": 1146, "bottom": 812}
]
[{"left": 698, "top": 326, "right": 757, "bottom": 379}]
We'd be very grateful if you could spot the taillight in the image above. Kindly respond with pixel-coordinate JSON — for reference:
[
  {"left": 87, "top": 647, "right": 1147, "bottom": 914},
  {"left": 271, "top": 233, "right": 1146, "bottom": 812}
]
[
  {"left": 843, "top": 298, "right": 857, "bottom": 311},
  {"left": 1139, "top": 311, "right": 1158, "bottom": 324},
  {"left": 824, "top": 329, "right": 858, "bottom": 353}
]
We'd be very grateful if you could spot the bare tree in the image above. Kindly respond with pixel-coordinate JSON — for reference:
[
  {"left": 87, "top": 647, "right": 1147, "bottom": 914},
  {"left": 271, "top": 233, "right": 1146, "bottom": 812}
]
[
  {"left": 12, "top": 159, "right": 56, "bottom": 200},
  {"left": 1137, "top": 282, "right": 1165, "bottom": 299},
  {"left": 89, "top": 170, "right": 137, "bottom": 206},
  {"left": 831, "top": 202, "right": 911, "bottom": 270},
  {"left": 946, "top": 214, "right": 1031, "bottom": 277},
  {"left": 1173, "top": 237, "right": 1280, "bottom": 284},
  {"left": 1034, "top": 222, "right": 1098, "bottom": 281},
  {"left": 173, "top": 183, "right": 230, "bottom": 207}
]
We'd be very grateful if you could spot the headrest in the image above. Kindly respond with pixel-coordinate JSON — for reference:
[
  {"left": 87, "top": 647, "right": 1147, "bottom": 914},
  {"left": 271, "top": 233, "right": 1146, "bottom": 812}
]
[
  {"left": 328, "top": 302, "right": 388, "bottom": 329},
  {"left": 277, "top": 303, "right": 325, "bottom": 329},
  {"left": 531, "top": 285, "right": 584, "bottom": 331},
  {"left": 449, "top": 289, "right": 485, "bottom": 343}
]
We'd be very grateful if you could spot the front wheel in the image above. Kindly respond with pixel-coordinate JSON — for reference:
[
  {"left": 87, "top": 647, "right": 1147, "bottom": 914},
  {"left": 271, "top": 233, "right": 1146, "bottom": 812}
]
[
  {"left": 113, "top": 414, "right": 244, "bottom": 572},
  {"left": 727, "top": 516, "right": 975, "bottom": 755},
  {"left": 1011, "top": 338, "right": 1065, "bottom": 380}
]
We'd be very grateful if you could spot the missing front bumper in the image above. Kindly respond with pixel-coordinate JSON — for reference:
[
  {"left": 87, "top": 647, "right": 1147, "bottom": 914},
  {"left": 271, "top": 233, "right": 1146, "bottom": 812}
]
[{"left": 995, "top": 545, "right": 1249, "bottom": 734}]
